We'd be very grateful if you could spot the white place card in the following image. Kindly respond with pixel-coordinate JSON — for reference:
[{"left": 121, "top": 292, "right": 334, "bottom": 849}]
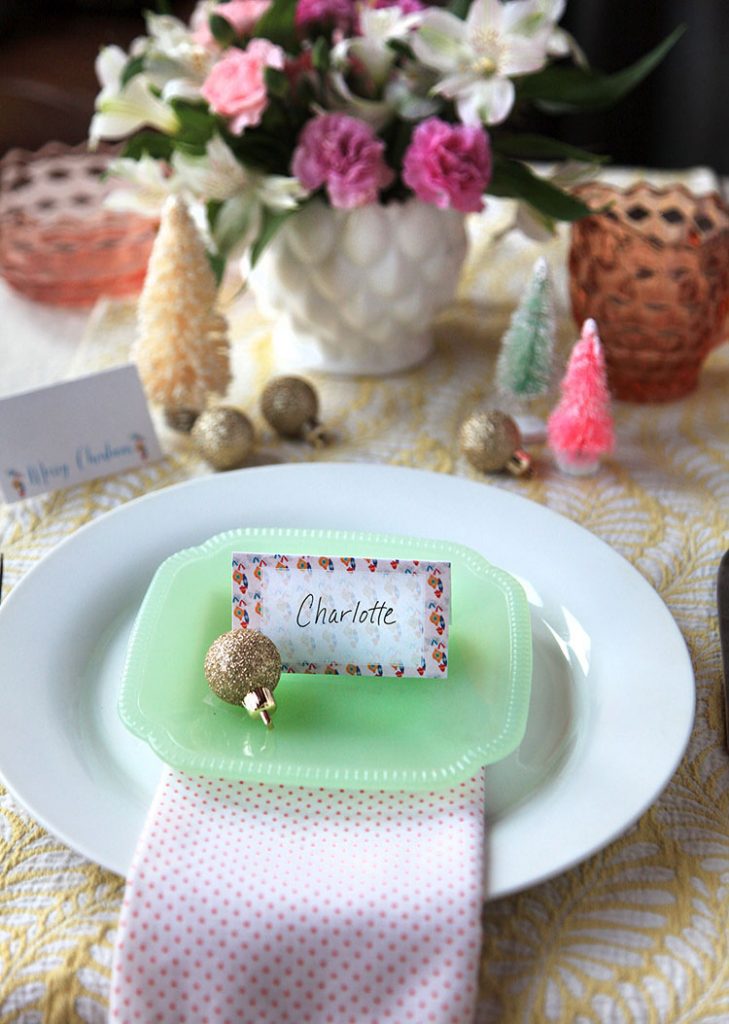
[
  {"left": 0, "top": 365, "right": 162, "bottom": 503},
  {"left": 232, "top": 552, "right": 451, "bottom": 678}
]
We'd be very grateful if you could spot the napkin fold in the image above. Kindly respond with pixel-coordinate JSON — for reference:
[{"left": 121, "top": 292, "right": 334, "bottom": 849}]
[{"left": 111, "top": 769, "right": 485, "bottom": 1024}]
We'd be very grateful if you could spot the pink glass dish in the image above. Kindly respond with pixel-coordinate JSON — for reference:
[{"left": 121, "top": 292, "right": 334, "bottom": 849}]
[{"left": 0, "top": 141, "right": 157, "bottom": 306}]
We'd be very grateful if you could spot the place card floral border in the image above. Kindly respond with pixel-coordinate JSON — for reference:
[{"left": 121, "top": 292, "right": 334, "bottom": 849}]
[{"left": 231, "top": 553, "right": 450, "bottom": 678}]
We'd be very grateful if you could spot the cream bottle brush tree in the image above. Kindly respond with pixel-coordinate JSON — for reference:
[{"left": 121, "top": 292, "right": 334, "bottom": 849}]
[{"left": 133, "top": 196, "right": 231, "bottom": 414}]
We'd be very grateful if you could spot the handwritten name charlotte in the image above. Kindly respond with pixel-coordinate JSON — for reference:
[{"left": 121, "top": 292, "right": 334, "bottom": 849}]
[{"left": 296, "top": 594, "right": 397, "bottom": 628}]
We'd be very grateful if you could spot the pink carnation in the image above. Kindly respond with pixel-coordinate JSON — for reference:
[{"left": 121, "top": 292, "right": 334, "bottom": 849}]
[
  {"left": 292, "top": 113, "right": 394, "bottom": 209},
  {"left": 295, "top": 0, "right": 355, "bottom": 34},
  {"left": 192, "top": 0, "right": 272, "bottom": 45},
  {"left": 402, "top": 118, "right": 492, "bottom": 214},
  {"left": 201, "top": 39, "right": 284, "bottom": 134}
]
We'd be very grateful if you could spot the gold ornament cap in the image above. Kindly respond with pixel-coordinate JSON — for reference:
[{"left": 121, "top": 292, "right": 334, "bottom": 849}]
[
  {"left": 459, "top": 410, "right": 532, "bottom": 475},
  {"left": 192, "top": 406, "right": 255, "bottom": 471},
  {"left": 204, "top": 629, "right": 282, "bottom": 728},
  {"left": 242, "top": 687, "right": 277, "bottom": 728},
  {"left": 261, "top": 375, "right": 326, "bottom": 447},
  {"left": 164, "top": 407, "right": 200, "bottom": 433}
]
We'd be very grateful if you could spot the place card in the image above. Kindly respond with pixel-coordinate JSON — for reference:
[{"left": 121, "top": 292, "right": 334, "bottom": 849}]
[
  {"left": 0, "top": 365, "right": 162, "bottom": 503},
  {"left": 231, "top": 552, "right": 451, "bottom": 678}
]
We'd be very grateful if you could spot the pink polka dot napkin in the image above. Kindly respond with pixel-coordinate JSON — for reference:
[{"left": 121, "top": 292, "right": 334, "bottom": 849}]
[{"left": 111, "top": 769, "right": 486, "bottom": 1024}]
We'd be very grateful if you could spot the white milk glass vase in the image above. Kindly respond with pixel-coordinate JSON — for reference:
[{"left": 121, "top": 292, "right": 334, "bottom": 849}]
[{"left": 249, "top": 197, "right": 468, "bottom": 376}]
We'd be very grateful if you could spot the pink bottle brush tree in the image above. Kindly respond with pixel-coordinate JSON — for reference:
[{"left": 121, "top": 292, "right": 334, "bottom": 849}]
[{"left": 547, "top": 318, "right": 615, "bottom": 475}]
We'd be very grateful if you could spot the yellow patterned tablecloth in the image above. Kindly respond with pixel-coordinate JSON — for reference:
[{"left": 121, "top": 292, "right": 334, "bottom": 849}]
[{"left": 1, "top": 167, "right": 728, "bottom": 1023}]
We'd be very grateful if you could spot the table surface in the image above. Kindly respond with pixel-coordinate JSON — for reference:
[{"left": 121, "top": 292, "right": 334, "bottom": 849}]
[{"left": 1, "top": 166, "right": 728, "bottom": 1024}]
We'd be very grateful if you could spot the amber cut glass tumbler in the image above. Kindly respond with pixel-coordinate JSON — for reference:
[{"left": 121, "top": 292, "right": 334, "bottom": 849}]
[{"left": 569, "top": 182, "right": 729, "bottom": 402}]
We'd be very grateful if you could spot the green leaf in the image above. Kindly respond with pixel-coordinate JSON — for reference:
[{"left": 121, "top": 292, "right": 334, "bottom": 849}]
[
  {"left": 120, "top": 54, "right": 146, "bottom": 88},
  {"left": 250, "top": 206, "right": 296, "bottom": 267},
  {"left": 207, "top": 251, "right": 227, "bottom": 286},
  {"left": 265, "top": 66, "right": 290, "bottom": 99},
  {"left": 386, "top": 38, "right": 415, "bottom": 61},
  {"left": 492, "top": 132, "right": 608, "bottom": 165},
  {"left": 121, "top": 131, "right": 175, "bottom": 161},
  {"left": 226, "top": 134, "right": 284, "bottom": 173},
  {"left": 213, "top": 194, "right": 257, "bottom": 256},
  {"left": 253, "top": 0, "right": 299, "bottom": 52},
  {"left": 311, "top": 36, "right": 330, "bottom": 72},
  {"left": 171, "top": 100, "right": 218, "bottom": 148},
  {"left": 488, "top": 157, "right": 592, "bottom": 222},
  {"left": 206, "top": 199, "right": 224, "bottom": 232},
  {"left": 209, "top": 13, "right": 237, "bottom": 47},
  {"left": 447, "top": 0, "right": 471, "bottom": 19},
  {"left": 383, "top": 118, "right": 415, "bottom": 174},
  {"left": 517, "top": 25, "right": 685, "bottom": 112}
]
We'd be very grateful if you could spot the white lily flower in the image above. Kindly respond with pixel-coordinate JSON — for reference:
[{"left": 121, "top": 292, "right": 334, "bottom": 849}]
[
  {"left": 347, "top": 6, "right": 425, "bottom": 86},
  {"left": 90, "top": 44, "right": 180, "bottom": 144},
  {"left": 190, "top": 0, "right": 217, "bottom": 37},
  {"left": 412, "top": 0, "right": 559, "bottom": 125},
  {"left": 547, "top": 26, "right": 588, "bottom": 67},
  {"left": 255, "top": 174, "right": 309, "bottom": 212},
  {"left": 172, "top": 135, "right": 249, "bottom": 201},
  {"left": 144, "top": 14, "right": 215, "bottom": 79},
  {"left": 104, "top": 156, "right": 181, "bottom": 216},
  {"left": 213, "top": 193, "right": 260, "bottom": 257},
  {"left": 326, "top": 5, "right": 422, "bottom": 121},
  {"left": 213, "top": 173, "right": 308, "bottom": 258},
  {"left": 173, "top": 136, "right": 308, "bottom": 256},
  {"left": 327, "top": 67, "right": 396, "bottom": 129},
  {"left": 139, "top": 14, "right": 214, "bottom": 102},
  {"left": 501, "top": 0, "right": 586, "bottom": 66},
  {"left": 384, "top": 60, "right": 440, "bottom": 120}
]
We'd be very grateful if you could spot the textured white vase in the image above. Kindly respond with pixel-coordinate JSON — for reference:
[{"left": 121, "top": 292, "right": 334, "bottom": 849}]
[{"left": 248, "top": 198, "right": 468, "bottom": 375}]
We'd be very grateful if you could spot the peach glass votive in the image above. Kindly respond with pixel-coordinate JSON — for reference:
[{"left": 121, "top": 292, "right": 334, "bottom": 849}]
[
  {"left": 569, "top": 181, "right": 729, "bottom": 402},
  {"left": 0, "top": 141, "right": 157, "bottom": 307}
]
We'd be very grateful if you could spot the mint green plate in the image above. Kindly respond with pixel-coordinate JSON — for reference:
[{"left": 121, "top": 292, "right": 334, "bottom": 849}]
[{"left": 119, "top": 527, "right": 532, "bottom": 790}]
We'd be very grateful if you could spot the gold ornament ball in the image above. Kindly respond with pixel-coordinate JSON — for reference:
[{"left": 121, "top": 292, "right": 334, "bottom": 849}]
[
  {"left": 192, "top": 406, "right": 255, "bottom": 470},
  {"left": 261, "top": 376, "right": 323, "bottom": 443},
  {"left": 204, "top": 629, "right": 281, "bottom": 705},
  {"left": 459, "top": 410, "right": 531, "bottom": 475},
  {"left": 164, "top": 407, "right": 200, "bottom": 433}
]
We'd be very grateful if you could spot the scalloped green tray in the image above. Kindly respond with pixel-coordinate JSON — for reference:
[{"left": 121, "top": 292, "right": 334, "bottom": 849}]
[{"left": 119, "top": 528, "right": 532, "bottom": 790}]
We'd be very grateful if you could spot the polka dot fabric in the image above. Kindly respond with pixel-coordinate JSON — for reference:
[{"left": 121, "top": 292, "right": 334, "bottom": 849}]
[{"left": 110, "top": 769, "right": 486, "bottom": 1024}]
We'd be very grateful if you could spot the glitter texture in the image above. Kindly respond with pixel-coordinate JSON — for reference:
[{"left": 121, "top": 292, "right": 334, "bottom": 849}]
[
  {"left": 459, "top": 410, "right": 522, "bottom": 472},
  {"left": 204, "top": 629, "right": 281, "bottom": 705},
  {"left": 261, "top": 376, "right": 320, "bottom": 440},
  {"left": 191, "top": 406, "right": 255, "bottom": 470}
]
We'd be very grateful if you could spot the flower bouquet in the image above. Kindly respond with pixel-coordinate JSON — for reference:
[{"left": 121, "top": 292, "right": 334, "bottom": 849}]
[{"left": 91, "top": 0, "right": 680, "bottom": 372}]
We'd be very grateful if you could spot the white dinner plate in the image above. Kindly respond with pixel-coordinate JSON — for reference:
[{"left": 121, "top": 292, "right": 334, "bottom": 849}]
[{"left": 0, "top": 464, "right": 694, "bottom": 899}]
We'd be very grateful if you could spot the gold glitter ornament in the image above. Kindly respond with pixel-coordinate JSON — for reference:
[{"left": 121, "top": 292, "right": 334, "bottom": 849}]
[
  {"left": 204, "top": 628, "right": 281, "bottom": 728},
  {"left": 191, "top": 406, "right": 255, "bottom": 470},
  {"left": 459, "top": 410, "right": 532, "bottom": 475},
  {"left": 261, "top": 376, "right": 326, "bottom": 447}
]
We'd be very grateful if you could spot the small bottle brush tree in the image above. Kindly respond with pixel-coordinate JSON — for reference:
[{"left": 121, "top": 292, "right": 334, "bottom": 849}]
[
  {"left": 495, "top": 256, "right": 556, "bottom": 409},
  {"left": 133, "top": 196, "right": 231, "bottom": 413},
  {"left": 547, "top": 318, "right": 614, "bottom": 475}
]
